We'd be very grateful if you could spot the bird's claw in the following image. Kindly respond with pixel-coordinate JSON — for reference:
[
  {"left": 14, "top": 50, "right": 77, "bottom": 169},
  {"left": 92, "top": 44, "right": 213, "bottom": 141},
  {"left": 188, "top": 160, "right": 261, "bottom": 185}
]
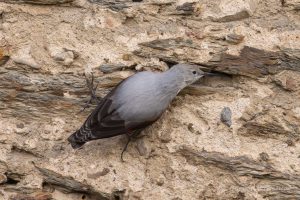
[
  {"left": 78, "top": 73, "right": 101, "bottom": 114},
  {"left": 86, "top": 73, "right": 101, "bottom": 103},
  {"left": 120, "top": 134, "right": 131, "bottom": 162}
]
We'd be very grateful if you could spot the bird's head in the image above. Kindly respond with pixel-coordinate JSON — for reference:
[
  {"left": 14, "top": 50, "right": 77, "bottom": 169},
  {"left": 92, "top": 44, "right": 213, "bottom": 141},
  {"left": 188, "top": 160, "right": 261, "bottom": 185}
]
[{"left": 171, "top": 64, "right": 206, "bottom": 86}]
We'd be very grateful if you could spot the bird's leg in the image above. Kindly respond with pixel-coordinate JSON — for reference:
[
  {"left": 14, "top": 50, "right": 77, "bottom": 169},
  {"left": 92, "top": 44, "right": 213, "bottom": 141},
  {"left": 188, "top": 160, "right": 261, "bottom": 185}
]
[
  {"left": 131, "top": 129, "right": 143, "bottom": 138},
  {"left": 120, "top": 130, "right": 143, "bottom": 162},
  {"left": 121, "top": 134, "right": 131, "bottom": 162},
  {"left": 86, "top": 73, "right": 101, "bottom": 103},
  {"left": 78, "top": 73, "right": 101, "bottom": 113}
]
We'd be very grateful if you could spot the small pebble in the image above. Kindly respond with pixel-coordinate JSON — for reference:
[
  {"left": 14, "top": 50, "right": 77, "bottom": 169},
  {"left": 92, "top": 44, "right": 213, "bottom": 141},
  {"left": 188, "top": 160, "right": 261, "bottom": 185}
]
[
  {"left": 16, "top": 123, "right": 25, "bottom": 129},
  {"left": 220, "top": 107, "right": 232, "bottom": 127},
  {"left": 159, "top": 131, "right": 172, "bottom": 143},
  {"left": 156, "top": 178, "right": 164, "bottom": 186},
  {"left": 290, "top": 164, "right": 296, "bottom": 170},
  {"left": 225, "top": 34, "right": 245, "bottom": 44},
  {"left": 122, "top": 54, "right": 131, "bottom": 61},
  {"left": 187, "top": 123, "right": 195, "bottom": 133},
  {"left": 136, "top": 139, "right": 148, "bottom": 156},
  {"left": 286, "top": 139, "right": 295, "bottom": 146},
  {"left": 87, "top": 168, "right": 110, "bottom": 179},
  {"left": 259, "top": 152, "right": 269, "bottom": 161},
  {"left": 99, "top": 64, "right": 127, "bottom": 73}
]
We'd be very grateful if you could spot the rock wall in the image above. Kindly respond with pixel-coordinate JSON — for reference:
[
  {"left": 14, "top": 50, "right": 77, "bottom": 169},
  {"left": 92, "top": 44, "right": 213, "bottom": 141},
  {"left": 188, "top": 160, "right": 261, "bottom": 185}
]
[{"left": 0, "top": 0, "right": 299, "bottom": 199}]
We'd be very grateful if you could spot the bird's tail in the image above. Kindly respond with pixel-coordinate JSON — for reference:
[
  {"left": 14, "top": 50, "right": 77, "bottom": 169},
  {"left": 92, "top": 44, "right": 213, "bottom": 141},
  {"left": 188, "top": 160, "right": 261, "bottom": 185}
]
[{"left": 68, "top": 130, "right": 86, "bottom": 149}]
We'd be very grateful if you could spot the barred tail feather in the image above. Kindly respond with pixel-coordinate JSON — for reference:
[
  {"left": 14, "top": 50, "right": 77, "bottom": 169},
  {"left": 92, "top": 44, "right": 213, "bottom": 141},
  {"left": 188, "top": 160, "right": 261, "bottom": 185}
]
[{"left": 68, "top": 130, "right": 86, "bottom": 149}]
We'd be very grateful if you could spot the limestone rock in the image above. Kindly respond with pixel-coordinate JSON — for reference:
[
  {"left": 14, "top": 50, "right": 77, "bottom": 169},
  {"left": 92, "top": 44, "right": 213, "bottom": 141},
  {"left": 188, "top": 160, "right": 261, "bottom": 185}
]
[
  {"left": 282, "top": 0, "right": 300, "bottom": 10},
  {"left": 36, "top": 166, "right": 108, "bottom": 198},
  {"left": 0, "top": 173, "right": 7, "bottom": 184},
  {"left": 178, "top": 145, "right": 300, "bottom": 199},
  {"left": 135, "top": 58, "right": 169, "bottom": 71},
  {"left": 47, "top": 45, "right": 77, "bottom": 66},
  {"left": 135, "top": 139, "right": 150, "bottom": 157},
  {"left": 202, "top": 0, "right": 260, "bottom": 22},
  {"left": 9, "top": 193, "right": 52, "bottom": 200},
  {"left": 224, "top": 34, "right": 245, "bottom": 44},
  {"left": 1, "top": 0, "right": 74, "bottom": 5},
  {"left": 99, "top": 63, "right": 134, "bottom": 73},
  {"left": 239, "top": 105, "right": 299, "bottom": 139},
  {"left": 175, "top": 2, "right": 196, "bottom": 15},
  {"left": 11, "top": 46, "right": 39, "bottom": 69},
  {"left": 87, "top": 168, "right": 110, "bottom": 179},
  {"left": 0, "top": 0, "right": 300, "bottom": 199},
  {"left": 0, "top": 48, "right": 9, "bottom": 66},
  {"left": 273, "top": 70, "right": 300, "bottom": 91},
  {"left": 205, "top": 46, "right": 300, "bottom": 78}
]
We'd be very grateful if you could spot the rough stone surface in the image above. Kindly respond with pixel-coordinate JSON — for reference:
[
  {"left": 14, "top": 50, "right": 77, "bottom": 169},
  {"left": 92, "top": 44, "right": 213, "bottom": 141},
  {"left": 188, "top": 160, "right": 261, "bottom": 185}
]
[
  {"left": 0, "top": 0, "right": 299, "bottom": 199},
  {"left": 47, "top": 45, "right": 77, "bottom": 66},
  {"left": 202, "top": 0, "right": 260, "bottom": 22},
  {"left": 11, "top": 46, "right": 39, "bottom": 69},
  {"left": 0, "top": 0, "right": 74, "bottom": 5}
]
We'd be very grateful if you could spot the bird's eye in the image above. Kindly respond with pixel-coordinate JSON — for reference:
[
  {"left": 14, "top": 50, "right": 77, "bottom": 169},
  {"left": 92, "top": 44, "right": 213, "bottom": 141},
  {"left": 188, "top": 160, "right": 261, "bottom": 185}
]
[{"left": 192, "top": 71, "right": 197, "bottom": 75}]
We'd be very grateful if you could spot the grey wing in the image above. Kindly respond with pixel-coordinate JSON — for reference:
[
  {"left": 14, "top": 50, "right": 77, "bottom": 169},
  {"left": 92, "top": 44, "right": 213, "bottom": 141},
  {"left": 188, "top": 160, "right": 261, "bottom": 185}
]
[{"left": 73, "top": 86, "right": 158, "bottom": 143}]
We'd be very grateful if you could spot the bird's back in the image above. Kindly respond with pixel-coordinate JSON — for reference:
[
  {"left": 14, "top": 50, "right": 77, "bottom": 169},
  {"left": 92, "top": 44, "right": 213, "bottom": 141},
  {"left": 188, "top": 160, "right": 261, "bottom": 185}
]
[{"left": 111, "top": 71, "right": 172, "bottom": 122}]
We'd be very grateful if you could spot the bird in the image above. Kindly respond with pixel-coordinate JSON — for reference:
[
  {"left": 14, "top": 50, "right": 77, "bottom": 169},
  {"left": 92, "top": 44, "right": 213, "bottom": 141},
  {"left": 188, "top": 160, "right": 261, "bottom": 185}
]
[{"left": 68, "top": 63, "right": 210, "bottom": 160}]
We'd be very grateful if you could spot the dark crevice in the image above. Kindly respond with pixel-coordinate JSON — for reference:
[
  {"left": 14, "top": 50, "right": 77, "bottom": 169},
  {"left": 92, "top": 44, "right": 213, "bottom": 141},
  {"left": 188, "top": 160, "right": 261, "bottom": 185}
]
[
  {"left": 112, "top": 190, "right": 125, "bottom": 200},
  {"left": 207, "top": 69, "right": 233, "bottom": 77},
  {"left": 4, "top": 173, "right": 20, "bottom": 185}
]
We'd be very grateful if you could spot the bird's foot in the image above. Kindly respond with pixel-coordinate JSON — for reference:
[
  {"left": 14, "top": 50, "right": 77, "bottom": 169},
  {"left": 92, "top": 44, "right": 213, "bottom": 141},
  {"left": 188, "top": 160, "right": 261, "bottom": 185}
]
[
  {"left": 78, "top": 73, "right": 101, "bottom": 114},
  {"left": 120, "top": 130, "right": 142, "bottom": 162},
  {"left": 131, "top": 130, "right": 143, "bottom": 138},
  {"left": 86, "top": 72, "right": 101, "bottom": 103},
  {"left": 120, "top": 134, "right": 131, "bottom": 162}
]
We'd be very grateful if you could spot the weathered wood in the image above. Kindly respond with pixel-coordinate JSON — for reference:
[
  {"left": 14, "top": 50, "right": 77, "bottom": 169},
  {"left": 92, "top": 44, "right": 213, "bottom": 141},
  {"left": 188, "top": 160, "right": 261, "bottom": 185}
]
[
  {"left": 99, "top": 63, "right": 135, "bottom": 74},
  {"left": 135, "top": 40, "right": 300, "bottom": 78},
  {"left": 139, "top": 37, "right": 200, "bottom": 51},
  {"left": 0, "top": 69, "right": 87, "bottom": 119},
  {"left": 203, "top": 46, "right": 300, "bottom": 77},
  {"left": 36, "top": 166, "right": 109, "bottom": 199},
  {"left": 238, "top": 102, "right": 300, "bottom": 140},
  {"left": 87, "top": 0, "right": 132, "bottom": 10},
  {"left": 178, "top": 145, "right": 300, "bottom": 199},
  {"left": 178, "top": 145, "right": 297, "bottom": 180},
  {"left": 0, "top": 64, "right": 134, "bottom": 119}
]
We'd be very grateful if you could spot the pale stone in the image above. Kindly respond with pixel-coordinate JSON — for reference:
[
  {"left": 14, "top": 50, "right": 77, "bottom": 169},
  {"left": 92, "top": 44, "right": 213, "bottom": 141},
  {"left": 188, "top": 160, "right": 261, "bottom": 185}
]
[
  {"left": 47, "top": 45, "right": 75, "bottom": 66},
  {"left": 202, "top": 0, "right": 260, "bottom": 22},
  {"left": 11, "top": 46, "right": 39, "bottom": 69}
]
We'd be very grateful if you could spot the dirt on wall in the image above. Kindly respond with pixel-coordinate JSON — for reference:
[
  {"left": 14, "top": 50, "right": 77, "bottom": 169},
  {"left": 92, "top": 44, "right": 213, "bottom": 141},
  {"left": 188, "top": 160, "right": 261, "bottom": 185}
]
[{"left": 0, "top": 0, "right": 299, "bottom": 199}]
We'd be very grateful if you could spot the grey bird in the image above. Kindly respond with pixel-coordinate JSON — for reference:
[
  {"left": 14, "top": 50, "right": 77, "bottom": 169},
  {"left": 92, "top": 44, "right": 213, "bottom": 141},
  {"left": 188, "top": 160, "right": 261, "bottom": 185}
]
[{"left": 68, "top": 64, "right": 208, "bottom": 159}]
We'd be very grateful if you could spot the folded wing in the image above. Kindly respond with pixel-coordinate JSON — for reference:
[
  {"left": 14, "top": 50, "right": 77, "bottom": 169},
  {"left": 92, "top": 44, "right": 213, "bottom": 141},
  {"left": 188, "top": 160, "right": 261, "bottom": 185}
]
[{"left": 69, "top": 80, "right": 158, "bottom": 148}]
